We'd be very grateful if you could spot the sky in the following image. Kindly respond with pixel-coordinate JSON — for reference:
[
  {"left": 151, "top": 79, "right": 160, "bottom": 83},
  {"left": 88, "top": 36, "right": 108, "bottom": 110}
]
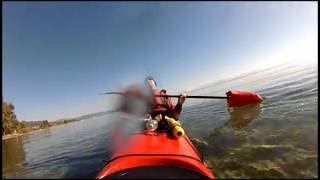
[{"left": 3, "top": 2, "right": 318, "bottom": 121}]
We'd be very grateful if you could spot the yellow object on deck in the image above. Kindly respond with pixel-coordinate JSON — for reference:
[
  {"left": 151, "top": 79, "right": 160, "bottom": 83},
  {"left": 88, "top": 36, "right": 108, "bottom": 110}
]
[{"left": 164, "top": 116, "right": 185, "bottom": 138}]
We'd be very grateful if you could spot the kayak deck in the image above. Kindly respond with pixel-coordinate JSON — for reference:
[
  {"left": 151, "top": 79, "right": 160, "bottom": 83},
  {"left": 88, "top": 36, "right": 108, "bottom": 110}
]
[{"left": 96, "top": 132, "right": 214, "bottom": 179}]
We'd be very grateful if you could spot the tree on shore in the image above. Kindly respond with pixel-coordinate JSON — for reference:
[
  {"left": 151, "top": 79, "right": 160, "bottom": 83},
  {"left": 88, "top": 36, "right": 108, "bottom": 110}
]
[
  {"left": 2, "top": 101, "right": 18, "bottom": 135},
  {"left": 2, "top": 101, "right": 33, "bottom": 135}
]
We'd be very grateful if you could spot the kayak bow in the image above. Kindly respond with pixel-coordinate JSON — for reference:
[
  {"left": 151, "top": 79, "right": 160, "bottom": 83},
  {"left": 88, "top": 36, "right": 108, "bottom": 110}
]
[{"left": 96, "top": 131, "right": 214, "bottom": 179}]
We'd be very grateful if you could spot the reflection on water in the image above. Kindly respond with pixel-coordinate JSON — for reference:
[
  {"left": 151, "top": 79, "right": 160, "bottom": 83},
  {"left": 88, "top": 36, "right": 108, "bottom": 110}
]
[
  {"left": 227, "top": 103, "right": 261, "bottom": 129},
  {"left": 2, "top": 136, "right": 26, "bottom": 177},
  {"left": 2, "top": 63, "right": 318, "bottom": 178}
]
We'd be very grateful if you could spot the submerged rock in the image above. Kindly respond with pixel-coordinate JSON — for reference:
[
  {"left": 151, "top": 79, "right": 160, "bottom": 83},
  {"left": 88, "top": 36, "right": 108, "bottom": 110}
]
[{"left": 190, "top": 138, "right": 209, "bottom": 153}]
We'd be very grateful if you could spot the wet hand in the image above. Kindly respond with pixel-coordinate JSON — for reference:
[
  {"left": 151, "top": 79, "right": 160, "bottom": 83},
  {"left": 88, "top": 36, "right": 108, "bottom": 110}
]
[
  {"left": 178, "top": 91, "right": 187, "bottom": 105},
  {"left": 155, "top": 114, "right": 162, "bottom": 121}
]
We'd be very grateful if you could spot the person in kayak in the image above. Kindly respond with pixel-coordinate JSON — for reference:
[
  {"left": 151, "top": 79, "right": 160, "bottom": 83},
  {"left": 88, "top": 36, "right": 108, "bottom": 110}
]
[{"left": 144, "top": 76, "right": 186, "bottom": 132}]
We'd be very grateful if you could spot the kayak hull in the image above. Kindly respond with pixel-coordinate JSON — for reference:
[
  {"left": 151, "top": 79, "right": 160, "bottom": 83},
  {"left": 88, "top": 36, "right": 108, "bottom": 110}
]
[{"left": 96, "top": 132, "right": 214, "bottom": 179}]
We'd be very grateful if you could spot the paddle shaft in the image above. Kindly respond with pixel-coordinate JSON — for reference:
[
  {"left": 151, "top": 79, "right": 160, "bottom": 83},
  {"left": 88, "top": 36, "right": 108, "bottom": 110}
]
[
  {"left": 102, "top": 92, "right": 227, "bottom": 99},
  {"left": 155, "top": 95, "right": 227, "bottom": 99}
]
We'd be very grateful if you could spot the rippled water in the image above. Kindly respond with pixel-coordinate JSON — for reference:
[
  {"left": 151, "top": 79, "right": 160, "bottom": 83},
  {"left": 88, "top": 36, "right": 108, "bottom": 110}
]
[
  {"left": 183, "top": 63, "right": 318, "bottom": 178},
  {"left": 2, "top": 63, "right": 318, "bottom": 178}
]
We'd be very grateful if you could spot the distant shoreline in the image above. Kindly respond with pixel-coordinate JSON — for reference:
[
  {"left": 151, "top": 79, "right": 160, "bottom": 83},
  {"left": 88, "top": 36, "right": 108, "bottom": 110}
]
[
  {"left": 2, "top": 129, "right": 41, "bottom": 140},
  {"left": 2, "top": 121, "right": 76, "bottom": 140},
  {"left": 2, "top": 133, "right": 25, "bottom": 140}
]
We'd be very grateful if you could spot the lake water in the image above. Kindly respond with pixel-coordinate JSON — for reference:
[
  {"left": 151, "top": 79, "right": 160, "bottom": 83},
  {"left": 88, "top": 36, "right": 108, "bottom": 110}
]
[{"left": 2, "top": 63, "right": 318, "bottom": 178}]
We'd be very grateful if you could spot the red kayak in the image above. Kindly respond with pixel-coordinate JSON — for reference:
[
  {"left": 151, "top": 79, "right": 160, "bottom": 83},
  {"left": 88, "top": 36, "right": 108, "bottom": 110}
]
[{"left": 96, "top": 131, "right": 215, "bottom": 179}]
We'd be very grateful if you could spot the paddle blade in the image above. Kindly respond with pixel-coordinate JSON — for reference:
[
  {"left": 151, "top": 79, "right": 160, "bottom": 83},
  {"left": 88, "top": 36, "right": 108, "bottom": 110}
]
[{"left": 226, "top": 90, "right": 263, "bottom": 107}]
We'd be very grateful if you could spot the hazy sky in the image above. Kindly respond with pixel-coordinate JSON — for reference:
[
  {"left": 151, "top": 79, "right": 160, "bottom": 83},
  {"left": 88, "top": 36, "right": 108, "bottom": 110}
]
[{"left": 3, "top": 2, "right": 317, "bottom": 121}]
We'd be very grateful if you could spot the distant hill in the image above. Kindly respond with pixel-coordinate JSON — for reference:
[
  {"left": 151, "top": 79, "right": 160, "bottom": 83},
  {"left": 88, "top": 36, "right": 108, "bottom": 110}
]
[
  {"left": 23, "top": 120, "right": 47, "bottom": 127},
  {"left": 73, "top": 110, "right": 115, "bottom": 121},
  {"left": 22, "top": 110, "right": 115, "bottom": 125}
]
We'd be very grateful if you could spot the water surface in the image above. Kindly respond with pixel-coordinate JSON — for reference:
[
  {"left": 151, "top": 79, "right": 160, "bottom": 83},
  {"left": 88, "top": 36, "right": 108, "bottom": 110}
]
[{"left": 3, "top": 63, "right": 318, "bottom": 178}]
